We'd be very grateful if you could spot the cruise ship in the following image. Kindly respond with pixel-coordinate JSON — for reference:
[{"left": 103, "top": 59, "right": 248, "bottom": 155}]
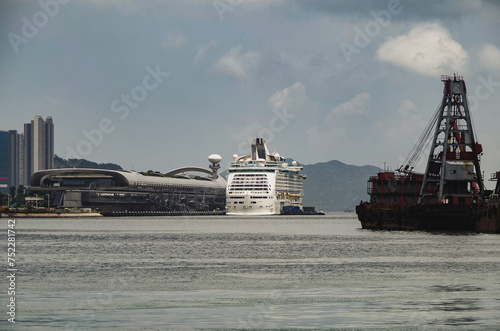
[{"left": 226, "top": 138, "right": 306, "bottom": 215}]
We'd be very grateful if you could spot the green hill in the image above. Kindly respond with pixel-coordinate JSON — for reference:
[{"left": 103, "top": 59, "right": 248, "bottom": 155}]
[
  {"left": 302, "top": 160, "right": 378, "bottom": 212},
  {"left": 54, "top": 155, "right": 123, "bottom": 170}
]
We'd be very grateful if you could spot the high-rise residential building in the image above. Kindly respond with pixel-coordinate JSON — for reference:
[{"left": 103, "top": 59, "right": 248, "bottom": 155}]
[
  {"left": 0, "top": 116, "right": 54, "bottom": 194},
  {"left": 0, "top": 130, "right": 20, "bottom": 194},
  {"left": 24, "top": 121, "right": 32, "bottom": 186},
  {"left": 31, "top": 116, "right": 44, "bottom": 174},
  {"left": 18, "top": 133, "right": 25, "bottom": 188},
  {"left": 8, "top": 130, "right": 18, "bottom": 189},
  {"left": 31, "top": 115, "right": 46, "bottom": 175},
  {"left": 44, "top": 116, "right": 54, "bottom": 170},
  {"left": 0, "top": 131, "right": 9, "bottom": 193},
  {"left": 23, "top": 116, "right": 54, "bottom": 186}
]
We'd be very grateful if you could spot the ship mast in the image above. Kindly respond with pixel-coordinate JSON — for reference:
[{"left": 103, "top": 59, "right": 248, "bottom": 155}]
[{"left": 418, "top": 75, "right": 484, "bottom": 204}]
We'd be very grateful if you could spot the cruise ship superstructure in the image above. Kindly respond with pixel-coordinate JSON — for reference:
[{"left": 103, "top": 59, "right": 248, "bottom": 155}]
[{"left": 226, "top": 138, "right": 305, "bottom": 215}]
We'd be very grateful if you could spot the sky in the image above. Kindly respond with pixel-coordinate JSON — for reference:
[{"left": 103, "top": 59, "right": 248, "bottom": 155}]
[{"left": 1, "top": 0, "right": 500, "bottom": 185}]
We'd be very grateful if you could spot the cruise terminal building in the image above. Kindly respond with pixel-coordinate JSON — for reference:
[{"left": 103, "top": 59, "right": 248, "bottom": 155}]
[{"left": 29, "top": 155, "right": 226, "bottom": 215}]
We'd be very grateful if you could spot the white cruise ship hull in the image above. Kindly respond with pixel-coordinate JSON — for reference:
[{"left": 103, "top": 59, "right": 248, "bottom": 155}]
[
  {"left": 226, "top": 172, "right": 279, "bottom": 215},
  {"left": 226, "top": 138, "right": 305, "bottom": 216},
  {"left": 226, "top": 171, "right": 303, "bottom": 215}
]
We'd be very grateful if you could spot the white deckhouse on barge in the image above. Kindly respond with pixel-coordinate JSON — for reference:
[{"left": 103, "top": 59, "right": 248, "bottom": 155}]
[{"left": 226, "top": 138, "right": 306, "bottom": 215}]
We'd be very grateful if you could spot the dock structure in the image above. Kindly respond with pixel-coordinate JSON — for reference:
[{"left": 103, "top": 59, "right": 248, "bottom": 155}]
[{"left": 29, "top": 156, "right": 226, "bottom": 215}]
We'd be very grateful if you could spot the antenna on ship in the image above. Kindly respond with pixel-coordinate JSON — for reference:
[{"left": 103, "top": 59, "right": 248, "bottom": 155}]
[{"left": 418, "top": 75, "right": 484, "bottom": 203}]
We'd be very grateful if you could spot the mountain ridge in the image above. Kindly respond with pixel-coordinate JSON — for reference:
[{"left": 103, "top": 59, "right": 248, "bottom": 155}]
[
  {"left": 301, "top": 160, "right": 378, "bottom": 212},
  {"left": 54, "top": 155, "right": 123, "bottom": 171}
]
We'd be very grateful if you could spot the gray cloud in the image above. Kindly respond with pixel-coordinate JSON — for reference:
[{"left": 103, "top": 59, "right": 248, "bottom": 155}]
[{"left": 292, "top": 0, "right": 487, "bottom": 20}]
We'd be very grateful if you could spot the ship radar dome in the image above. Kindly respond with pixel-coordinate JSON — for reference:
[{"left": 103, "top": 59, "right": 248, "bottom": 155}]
[
  {"left": 233, "top": 154, "right": 239, "bottom": 161},
  {"left": 208, "top": 154, "right": 222, "bottom": 164},
  {"left": 292, "top": 161, "right": 297, "bottom": 166}
]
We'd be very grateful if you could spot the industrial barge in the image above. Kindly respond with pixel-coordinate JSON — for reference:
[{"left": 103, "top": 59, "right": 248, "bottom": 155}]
[{"left": 356, "top": 75, "right": 500, "bottom": 233}]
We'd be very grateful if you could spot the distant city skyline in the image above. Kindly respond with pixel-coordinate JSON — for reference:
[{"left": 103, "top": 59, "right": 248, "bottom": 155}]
[
  {"left": 1, "top": 1, "right": 499, "bottom": 181},
  {"left": 0, "top": 116, "right": 54, "bottom": 193}
]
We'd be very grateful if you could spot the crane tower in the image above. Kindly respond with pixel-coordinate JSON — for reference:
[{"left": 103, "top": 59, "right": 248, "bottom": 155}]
[{"left": 419, "top": 75, "right": 484, "bottom": 204}]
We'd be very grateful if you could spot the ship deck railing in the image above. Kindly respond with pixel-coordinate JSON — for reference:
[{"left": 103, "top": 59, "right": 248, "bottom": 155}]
[{"left": 368, "top": 173, "right": 423, "bottom": 183}]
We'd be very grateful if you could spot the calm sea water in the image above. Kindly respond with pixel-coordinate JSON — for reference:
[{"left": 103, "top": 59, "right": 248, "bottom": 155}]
[{"left": 3, "top": 213, "right": 500, "bottom": 330}]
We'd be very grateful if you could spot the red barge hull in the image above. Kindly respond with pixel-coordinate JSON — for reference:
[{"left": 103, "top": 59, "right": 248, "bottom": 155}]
[{"left": 356, "top": 202, "right": 500, "bottom": 233}]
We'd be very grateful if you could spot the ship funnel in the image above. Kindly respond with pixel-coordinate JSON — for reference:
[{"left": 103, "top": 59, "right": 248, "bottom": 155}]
[{"left": 251, "top": 138, "right": 269, "bottom": 161}]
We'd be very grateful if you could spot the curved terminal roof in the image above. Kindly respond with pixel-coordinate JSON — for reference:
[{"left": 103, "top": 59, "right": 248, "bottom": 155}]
[
  {"left": 31, "top": 168, "right": 226, "bottom": 190},
  {"left": 164, "top": 167, "right": 213, "bottom": 177}
]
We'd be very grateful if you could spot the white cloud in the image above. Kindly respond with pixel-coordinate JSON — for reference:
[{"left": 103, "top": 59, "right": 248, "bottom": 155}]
[
  {"left": 213, "top": 45, "right": 261, "bottom": 79},
  {"left": 478, "top": 43, "right": 500, "bottom": 71},
  {"left": 268, "top": 82, "right": 309, "bottom": 116},
  {"left": 326, "top": 92, "right": 371, "bottom": 122},
  {"left": 376, "top": 23, "right": 469, "bottom": 76},
  {"left": 161, "top": 31, "right": 188, "bottom": 51}
]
